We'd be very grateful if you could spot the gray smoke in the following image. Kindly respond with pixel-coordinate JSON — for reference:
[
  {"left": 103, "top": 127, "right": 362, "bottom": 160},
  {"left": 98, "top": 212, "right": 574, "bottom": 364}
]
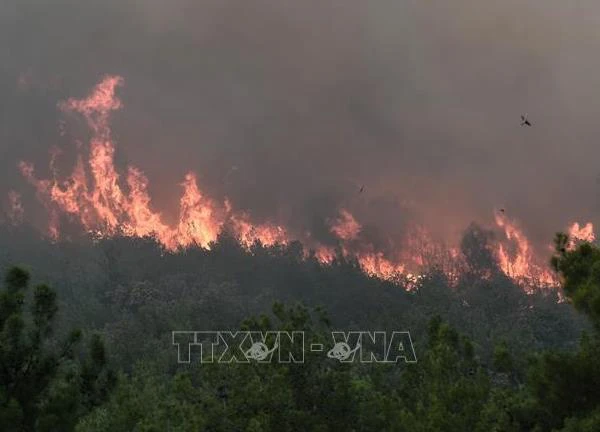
[{"left": 1, "top": 0, "right": 599, "bottom": 250}]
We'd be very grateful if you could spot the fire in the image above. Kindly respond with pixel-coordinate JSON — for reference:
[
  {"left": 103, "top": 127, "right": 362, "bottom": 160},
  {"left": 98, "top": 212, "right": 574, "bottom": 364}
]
[
  {"left": 324, "top": 209, "right": 426, "bottom": 282},
  {"left": 230, "top": 213, "right": 288, "bottom": 247},
  {"left": 494, "top": 213, "right": 557, "bottom": 286},
  {"left": 122, "top": 167, "right": 171, "bottom": 242},
  {"left": 325, "top": 209, "right": 403, "bottom": 277},
  {"left": 12, "top": 76, "right": 592, "bottom": 289},
  {"left": 330, "top": 209, "right": 361, "bottom": 241},
  {"left": 174, "top": 173, "right": 224, "bottom": 249},
  {"left": 59, "top": 75, "right": 124, "bottom": 130},
  {"left": 314, "top": 245, "right": 336, "bottom": 264},
  {"left": 18, "top": 76, "right": 290, "bottom": 253},
  {"left": 356, "top": 251, "right": 405, "bottom": 279},
  {"left": 568, "top": 222, "right": 595, "bottom": 249}
]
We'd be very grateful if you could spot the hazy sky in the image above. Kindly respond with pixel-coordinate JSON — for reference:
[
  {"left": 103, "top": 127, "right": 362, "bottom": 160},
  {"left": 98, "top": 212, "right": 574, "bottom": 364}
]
[{"left": 1, "top": 0, "right": 600, "bottom": 249}]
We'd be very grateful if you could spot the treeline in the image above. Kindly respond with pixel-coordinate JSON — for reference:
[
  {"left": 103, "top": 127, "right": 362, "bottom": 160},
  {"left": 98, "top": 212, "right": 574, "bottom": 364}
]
[
  {"left": 0, "top": 224, "right": 586, "bottom": 364},
  {"left": 0, "top": 225, "right": 598, "bottom": 430}
]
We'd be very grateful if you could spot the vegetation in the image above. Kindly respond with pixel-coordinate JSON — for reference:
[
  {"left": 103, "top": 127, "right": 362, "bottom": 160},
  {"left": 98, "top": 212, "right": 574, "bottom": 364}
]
[
  {"left": 0, "top": 267, "right": 114, "bottom": 431},
  {"left": 1, "top": 225, "right": 600, "bottom": 430}
]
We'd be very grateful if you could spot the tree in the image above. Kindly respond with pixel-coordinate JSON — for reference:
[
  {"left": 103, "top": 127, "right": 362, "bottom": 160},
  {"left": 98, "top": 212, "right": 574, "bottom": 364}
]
[
  {"left": 397, "top": 316, "right": 492, "bottom": 431},
  {"left": 0, "top": 267, "right": 115, "bottom": 431},
  {"left": 505, "top": 234, "right": 600, "bottom": 431},
  {"left": 551, "top": 233, "right": 600, "bottom": 328}
]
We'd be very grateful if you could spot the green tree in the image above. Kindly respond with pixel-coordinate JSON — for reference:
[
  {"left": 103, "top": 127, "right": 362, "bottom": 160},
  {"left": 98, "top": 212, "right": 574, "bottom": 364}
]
[
  {"left": 397, "top": 316, "right": 492, "bottom": 431},
  {"left": 0, "top": 267, "right": 114, "bottom": 431},
  {"left": 506, "top": 234, "right": 600, "bottom": 431},
  {"left": 552, "top": 233, "right": 600, "bottom": 328}
]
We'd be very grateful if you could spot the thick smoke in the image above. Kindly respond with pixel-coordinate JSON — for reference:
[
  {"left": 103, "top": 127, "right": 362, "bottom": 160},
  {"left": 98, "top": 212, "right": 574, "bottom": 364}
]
[{"left": 1, "top": 0, "right": 599, "bottom": 251}]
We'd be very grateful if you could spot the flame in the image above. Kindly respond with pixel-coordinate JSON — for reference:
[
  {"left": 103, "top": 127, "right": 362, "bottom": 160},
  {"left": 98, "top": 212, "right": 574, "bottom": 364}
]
[
  {"left": 18, "top": 76, "right": 291, "bottom": 253},
  {"left": 330, "top": 209, "right": 361, "bottom": 241},
  {"left": 230, "top": 214, "right": 288, "bottom": 247},
  {"left": 567, "top": 222, "right": 595, "bottom": 249},
  {"left": 494, "top": 213, "right": 557, "bottom": 286},
  {"left": 356, "top": 251, "right": 405, "bottom": 279},
  {"left": 324, "top": 209, "right": 422, "bottom": 281},
  {"left": 324, "top": 211, "right": 462, "bottom": 284},
  {"left": 13, "top": 76, "right": 588, "bottom": 289},
  {"left": 122, "top": 166, "right": 171, "bottom": 241},
  {"left": 314, "top": 245, "right": 336, "bottom": 263},
  {"left": 174, "top": 173, "right": 224, "bottom": 248}
]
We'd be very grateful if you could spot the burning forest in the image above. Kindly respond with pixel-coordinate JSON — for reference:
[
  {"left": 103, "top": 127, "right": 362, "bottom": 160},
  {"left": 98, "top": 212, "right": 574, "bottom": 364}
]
[
  {"left": 5, "top": 2, "right": 600, "bottom": 431},
  {"left": 6, "top": 75, "right": 594, "bottom": 289}
]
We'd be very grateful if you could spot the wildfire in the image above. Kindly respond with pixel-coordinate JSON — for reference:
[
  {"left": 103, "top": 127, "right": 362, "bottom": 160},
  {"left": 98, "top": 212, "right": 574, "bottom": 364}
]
[
  {"left": 568, "top": 222, "right": 595, "bottom": 249},
  {"left": 329, "top": 209, "right": 361, "bottom": 241},
  {"left": 230, "top": 212, "right": 288, "bottom": 247},
  {"left": 11, "top": 76, "right": 596, "bottom": 289},
  {"left": 18, "top": 76, "right": 293, "bottom": 253},
  {"left": 174, "top": 173, "right": 224, "bottom": 249},
  {"left": 494, "top": 213, "right": 557, "bottom": 286},
  {"left": 356, "top": 251, "right": 405, "bottom": 279}
]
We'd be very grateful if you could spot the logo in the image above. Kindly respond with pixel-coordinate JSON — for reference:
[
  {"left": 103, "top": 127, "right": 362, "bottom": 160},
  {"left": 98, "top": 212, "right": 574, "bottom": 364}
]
[
  {"left": 245, "top": 341, "right": 279, "bottom": 361},
  {"left": 173, "top": 330, "right": 416, "bottom": 364},
  {"left": 327, "top": 342, "right": 360, "bottom": 361}
]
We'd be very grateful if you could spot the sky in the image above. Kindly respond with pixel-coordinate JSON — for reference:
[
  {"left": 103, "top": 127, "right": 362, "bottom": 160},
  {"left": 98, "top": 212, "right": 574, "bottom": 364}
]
[{"left": 1, "top": 0, "right": 600, "bottom": 250}]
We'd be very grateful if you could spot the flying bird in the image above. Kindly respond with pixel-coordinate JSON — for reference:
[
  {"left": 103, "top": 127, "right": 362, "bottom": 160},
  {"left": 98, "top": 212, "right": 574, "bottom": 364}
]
[
  {"left": 359, "top": 185, "right": 364, "bottom": 193},
  {"left": 520, "top": 114, "right": 531, "bottom": 127},
  {"left": 499, "top": 208, "right": 505, "bottom": 213}
]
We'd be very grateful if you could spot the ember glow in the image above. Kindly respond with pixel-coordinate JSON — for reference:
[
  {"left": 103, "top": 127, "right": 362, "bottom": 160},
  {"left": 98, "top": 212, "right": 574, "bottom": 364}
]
[{"left": 13, "top": 76, "right": 597, "bottom": 288}]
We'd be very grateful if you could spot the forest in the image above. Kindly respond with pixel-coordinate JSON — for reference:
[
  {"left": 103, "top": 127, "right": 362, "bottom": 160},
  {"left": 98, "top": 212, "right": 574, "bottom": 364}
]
[
  {"left": 1, "top": 224, "right": 599, "bottom": 431},
  {"left": 3, "top": 0, "right": 600, "bottom": 430}
]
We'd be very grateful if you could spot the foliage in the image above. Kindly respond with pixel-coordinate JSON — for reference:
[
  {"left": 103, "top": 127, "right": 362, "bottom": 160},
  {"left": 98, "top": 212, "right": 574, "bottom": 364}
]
[
  {"left": 0, "top": 267, "right": 114, "bottom": 431},
  {"left": 2, "top": 227, "right": 600, "bottom": 430}
]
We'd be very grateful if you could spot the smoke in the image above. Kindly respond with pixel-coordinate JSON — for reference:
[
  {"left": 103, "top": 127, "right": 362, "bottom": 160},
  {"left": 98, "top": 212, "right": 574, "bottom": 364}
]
[{"left": 1, "top": 0, "right": 600, "bottom": 253}]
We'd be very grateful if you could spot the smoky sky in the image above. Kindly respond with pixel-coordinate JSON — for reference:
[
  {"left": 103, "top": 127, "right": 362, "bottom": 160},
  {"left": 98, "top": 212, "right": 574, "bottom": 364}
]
[{"left": 1, "top": 0, "right": 600, "bottom": 249}]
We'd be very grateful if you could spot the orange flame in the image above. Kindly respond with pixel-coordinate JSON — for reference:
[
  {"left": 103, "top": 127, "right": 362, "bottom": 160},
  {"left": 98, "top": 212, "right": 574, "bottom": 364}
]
[
  {"left": 14, "top": 76, "right": 585, "bottom": 289},
  {"left": 19, "top": 76, "right": 291, "bottom": 253},
  {"left": 567, "top": 222, "right": 595, "bottom": 249},
  {"left": 174, "top": 173, "right": 224, "bottom": 248},
  {"left": 494, "top": 213, "right": 557, "bottom": 286},
  {"left": 122, "top": 166, "right": 171, "bottom": 242},
  {"left": 356, "top": 251, "right": 405, "bottom": 279},
  {"left": 330, "top": 209, "right": 361, "bottom": 241},
  {"left": 325, "top": 209, "right": 413, "bottom": 280},
  {"left": 230, "top": 213, "right": 288, "bottom": 247}
]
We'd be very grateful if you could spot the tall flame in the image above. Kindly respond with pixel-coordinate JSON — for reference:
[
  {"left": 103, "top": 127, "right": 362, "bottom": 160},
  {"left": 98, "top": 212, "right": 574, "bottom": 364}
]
[
  {"left": 174, "top": 173, "right": 223, "bottom": 248},
  {"left": 13, "top": 76, "right": 595, "bottom": 288},
  {"left": 494, "top": 213, "right": 557, "bottom": 286},
  {"left": 19, "top": 76, "right": 292, "bottom": 253}
]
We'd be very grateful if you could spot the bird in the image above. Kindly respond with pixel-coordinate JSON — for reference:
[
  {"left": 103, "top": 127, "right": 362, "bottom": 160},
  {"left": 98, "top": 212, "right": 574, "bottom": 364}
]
[
  {"left": 499, "top": 208, "right": 505, "bottom": 213},
  {"left": 520, "top": 114, "right": 531, "bottom": 127},
  {"left": 359, "top": 185, "right": 365, "bottom": 193}
]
